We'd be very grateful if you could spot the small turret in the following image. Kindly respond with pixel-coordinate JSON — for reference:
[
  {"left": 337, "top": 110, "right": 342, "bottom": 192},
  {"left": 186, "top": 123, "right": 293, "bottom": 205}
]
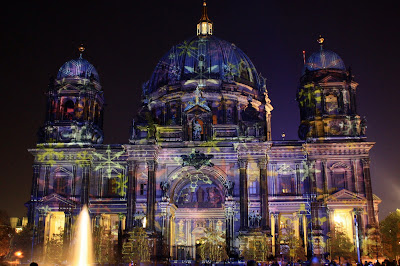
[
  {"left": 38, "top": 45, "right": 105, "bottom": 144},
  {"left": 297, "top": 36, "right": 365, "bottom": 141}
]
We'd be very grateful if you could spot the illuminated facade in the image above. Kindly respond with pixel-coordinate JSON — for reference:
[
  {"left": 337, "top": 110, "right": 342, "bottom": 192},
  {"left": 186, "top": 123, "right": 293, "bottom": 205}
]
[{"left": 26, "top": 2, "right": 380, "bottom": 261}]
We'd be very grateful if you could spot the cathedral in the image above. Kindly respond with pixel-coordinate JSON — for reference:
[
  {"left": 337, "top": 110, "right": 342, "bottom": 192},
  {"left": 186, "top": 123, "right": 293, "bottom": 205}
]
[{"left": 26, "top": 1, "right": 380, "bottom": 261}]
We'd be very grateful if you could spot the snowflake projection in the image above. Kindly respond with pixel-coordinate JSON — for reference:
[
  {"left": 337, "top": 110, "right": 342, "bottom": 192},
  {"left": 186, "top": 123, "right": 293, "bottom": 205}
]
[
  {"left": 298, "top": 161, "right": 321, "bottom": 182},
  {"left": 93, "top": 146, "right": 125, "bottom": 179},
  {"left": 75, "top": 150, "right": 93, "bottom": 167},
  {"left": 37, "top": 144, "right": 65, "bottom": 166},
  {"left": 38, "top": 205, "right": 51, "bottom": 215},
  {"left": 199, "top": 140, "right": 221, "bottom": 153},
  {"left": 114, "top": 173, "right": 128, "bottom": 197},
  {"left": 177, "top": 40, "right": 198, "bottom": 57}
]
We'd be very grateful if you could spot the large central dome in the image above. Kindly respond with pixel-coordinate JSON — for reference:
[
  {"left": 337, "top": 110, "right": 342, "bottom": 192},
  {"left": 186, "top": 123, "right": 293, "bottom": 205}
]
[{"left": 145, "top": 35, "right": 263, "bottom": 95}]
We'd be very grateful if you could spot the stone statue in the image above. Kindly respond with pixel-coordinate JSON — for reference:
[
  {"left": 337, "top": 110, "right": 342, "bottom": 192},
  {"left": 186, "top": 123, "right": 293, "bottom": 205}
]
[
  {"left": 160, "top": 181, "right": 170, "bottom": 199},
  {"left": 224, "top": 180, "right": 235, "bottom": 197},
  {"left": 193, "top": 120, "right": 202, "bottom": 140},
  {"left": 130, "top": 119, "right": 136, "bottom": 139},
  {"left": 360, "top": 117, "right": 367, "bottom": 136}
]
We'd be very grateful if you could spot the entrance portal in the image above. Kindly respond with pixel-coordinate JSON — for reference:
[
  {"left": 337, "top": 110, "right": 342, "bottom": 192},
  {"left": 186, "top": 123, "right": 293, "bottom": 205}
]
[{"left": 171, "top": 173, "right": 226, "bottom": 260}]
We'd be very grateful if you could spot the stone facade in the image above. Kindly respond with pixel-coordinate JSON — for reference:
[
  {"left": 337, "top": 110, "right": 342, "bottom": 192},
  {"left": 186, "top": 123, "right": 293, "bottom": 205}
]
[{"left": 26, "top": 5, "right": 380, "bottom": 262}]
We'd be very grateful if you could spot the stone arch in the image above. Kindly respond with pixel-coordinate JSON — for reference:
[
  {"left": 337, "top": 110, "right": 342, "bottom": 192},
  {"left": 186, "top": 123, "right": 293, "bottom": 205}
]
[{"left": 167, "top": 166, "right": 228, "bottom": 204}]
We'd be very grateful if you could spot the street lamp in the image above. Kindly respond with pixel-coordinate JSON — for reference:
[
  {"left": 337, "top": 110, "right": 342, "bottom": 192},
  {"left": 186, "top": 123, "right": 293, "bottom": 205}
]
[{"left": 14, "top": 251, "right": 23, "bottom": 258}]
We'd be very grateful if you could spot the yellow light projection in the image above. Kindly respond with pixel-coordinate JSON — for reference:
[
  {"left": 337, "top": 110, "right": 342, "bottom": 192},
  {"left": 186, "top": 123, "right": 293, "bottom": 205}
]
[{"left": 333, "top": 209, "right": 354, "bottom": 243}]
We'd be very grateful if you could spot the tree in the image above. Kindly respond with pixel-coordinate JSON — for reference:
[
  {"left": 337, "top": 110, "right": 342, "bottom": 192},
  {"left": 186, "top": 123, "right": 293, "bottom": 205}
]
[
  {"left": 0, "top": 210, "right": 13, "bottom": 261},
  {"left": 44, "top": 228, "right": 64, "bottom": 264},
  {"left": 380, "top": 209, "right": 400, "bottom": 260},
  {"left": 197, "top": 227, "right": 228, "bottom": 262},
  {"left": 279, "top": 225, "right": 306, "bottom": 262},
  {"left": 242, "top": 234, "right": 272, "bottom": 262},
  {"left": 362, "top": 226, "right": 383, "bottom": 260},
  {"left": 122, "top": 227, "right": 150, "bottom": 263},
  {"left": 10, "top": 224, "right": 34, "bottom": 262},
  {"left": 93, "top": 225, "right": 116, "bottom": 264},
  {"left": 329, "top": 225, "right": 356, "bottom": 263}
]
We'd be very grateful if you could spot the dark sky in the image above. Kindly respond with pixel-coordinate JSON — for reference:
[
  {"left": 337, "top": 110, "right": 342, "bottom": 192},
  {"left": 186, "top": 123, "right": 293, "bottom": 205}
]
[{"left": 1, "top": 0, "right": 399, "bottom": 219}]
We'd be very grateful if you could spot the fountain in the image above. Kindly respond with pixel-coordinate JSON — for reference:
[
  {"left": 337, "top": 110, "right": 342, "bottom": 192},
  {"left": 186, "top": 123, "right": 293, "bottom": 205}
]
[{"left": 72, "top": 205, "right": 93, "bottom": 265}]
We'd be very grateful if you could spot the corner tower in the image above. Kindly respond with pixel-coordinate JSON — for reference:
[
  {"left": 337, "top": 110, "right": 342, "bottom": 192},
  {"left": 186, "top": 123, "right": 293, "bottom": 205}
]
[
  {"left": 297, "top": 36, "right": 365, "bottom": 141},
  {"left": 38, "top": 45, "right": 104, "bottom": 144}
]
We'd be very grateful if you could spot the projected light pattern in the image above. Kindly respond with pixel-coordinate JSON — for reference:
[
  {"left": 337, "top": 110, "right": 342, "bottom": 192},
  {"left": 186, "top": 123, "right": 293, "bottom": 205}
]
[
  {"left": 304, "top": 49, "right": 345, "bottom": 72},
  {"left": 93, "top": 146, "right": 125, "bottom": 179},
  {"left": 27, "top": 8, "right": 379, "bottom": 261},
  {"left": 57, "top": 56, "right": 100, "bottom": 82},
  {"left": 146, "top": 35, "right": 263, "bottom": 94}
]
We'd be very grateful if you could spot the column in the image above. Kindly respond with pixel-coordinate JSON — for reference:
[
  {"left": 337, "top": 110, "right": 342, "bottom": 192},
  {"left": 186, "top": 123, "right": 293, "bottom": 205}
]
[
  {"left": 81, "top": 165, "right": 90, "bottom": 205},
  {"left": 238, "top": 159, "right": 248, "bottom": 230},
  {"left": 271, "top": 213, "right": 276, "bottom": 256},
  {"left": 117, "top": 214, "right": 124, "bottom": 259},
  {"left": 225, "top": 201, "right": 235, "bottom": 253},
  {"left": 293, "top": 213, "right": 300, "bottom": 239},
  {"left": 258, "top": 158, "right": 270, "bottom": 229},
  {"left": 63, "top": 211, "right": 72, "bottom": 249},
  {"left": 72, "top": 164, "right": 77, "bottom": 199},
  {"left": 44, "top": 165, "right": 50, "bottom": 196},
  {"left": 302, "top": 214, "right": 308, "bottom": 256},
  {"left": 29, "top": 165, "right": 40, "bottom": 224},
  {"left": 352, "top": 159, "right": 359, "bottom": 194},
  {"left": 146, "top": 160, "right": 157, "bottom": 231},
  {"left": 273, "top": 213, "right": 280, "bottom": 256},
  {"left": 31, "top": 164, "right": 40, "bottom": 200},
  {"left": 126, "top": 160, "right": 137, "bottom": 230},
  {"left": 361, "top": 158, "right": 376, "bottom": 226}
]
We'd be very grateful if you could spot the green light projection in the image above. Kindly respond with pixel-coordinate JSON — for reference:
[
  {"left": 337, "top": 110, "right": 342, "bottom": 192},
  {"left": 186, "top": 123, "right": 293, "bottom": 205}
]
[{"left": 93, "top": 146, "right": 125, "bottom": 179}]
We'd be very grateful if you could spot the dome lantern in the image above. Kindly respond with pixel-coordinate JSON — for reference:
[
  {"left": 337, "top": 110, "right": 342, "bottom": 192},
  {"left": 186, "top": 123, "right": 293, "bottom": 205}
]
[{"left": 197, "top": 1, "right": 213, "bottom": 36}]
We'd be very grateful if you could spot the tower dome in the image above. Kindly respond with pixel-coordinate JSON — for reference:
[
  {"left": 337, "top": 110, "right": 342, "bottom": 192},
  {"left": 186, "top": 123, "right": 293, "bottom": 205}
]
[
  {"left": 145, "top": 35, "right": 263, "bottom": 96},
  {"left": 304, "top": 36, "right": 345, "bottom": 73},
  {"left": 57, "top": 47, "right": 100, "bottom": 82}
]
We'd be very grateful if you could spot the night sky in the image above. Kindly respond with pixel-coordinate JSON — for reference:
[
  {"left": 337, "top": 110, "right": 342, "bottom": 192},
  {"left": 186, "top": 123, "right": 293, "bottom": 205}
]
[{"left": 1, "top": 0, "right": 399, "bottom": 219}]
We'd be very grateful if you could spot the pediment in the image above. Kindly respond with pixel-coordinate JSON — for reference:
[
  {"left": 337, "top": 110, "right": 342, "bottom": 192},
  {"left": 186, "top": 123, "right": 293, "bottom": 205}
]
[
  {"left": 39, "top": 193, "right": 76, "bottom": 208},
  {"left": 373, "top": 194, "right": 382, "bottom": 203},
  {"left": 327, "top": 189, "right": 366, "bottom": 203},
  {"left": 185, "top": 104, "right": 210, "bottom": 114}
]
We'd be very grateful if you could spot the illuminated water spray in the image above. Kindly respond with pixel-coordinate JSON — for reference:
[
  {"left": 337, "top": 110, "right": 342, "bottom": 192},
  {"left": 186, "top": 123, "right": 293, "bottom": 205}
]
[{"left": 72, "top": 205, "right": 93, "bottom": 265}]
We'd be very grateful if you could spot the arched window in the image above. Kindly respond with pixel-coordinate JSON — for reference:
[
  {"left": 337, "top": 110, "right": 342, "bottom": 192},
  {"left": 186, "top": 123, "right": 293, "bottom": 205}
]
[{"left": 62, "top": 100, "right": 75, "bottom": 120}]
